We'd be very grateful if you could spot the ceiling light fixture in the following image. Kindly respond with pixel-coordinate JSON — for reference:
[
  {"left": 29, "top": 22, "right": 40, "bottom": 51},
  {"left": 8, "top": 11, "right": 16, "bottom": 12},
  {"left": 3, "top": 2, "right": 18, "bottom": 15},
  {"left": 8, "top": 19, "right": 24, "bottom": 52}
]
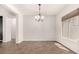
[{"left": 35, "top": 4, "right": 44, "bottom": 22}]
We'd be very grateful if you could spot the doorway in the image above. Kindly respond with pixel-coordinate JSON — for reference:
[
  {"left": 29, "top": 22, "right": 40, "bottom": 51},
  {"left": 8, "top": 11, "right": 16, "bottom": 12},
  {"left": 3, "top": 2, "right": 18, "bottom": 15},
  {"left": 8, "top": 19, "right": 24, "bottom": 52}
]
[{"left": 0, "top": 16, "right": 3, "bottom": 43}]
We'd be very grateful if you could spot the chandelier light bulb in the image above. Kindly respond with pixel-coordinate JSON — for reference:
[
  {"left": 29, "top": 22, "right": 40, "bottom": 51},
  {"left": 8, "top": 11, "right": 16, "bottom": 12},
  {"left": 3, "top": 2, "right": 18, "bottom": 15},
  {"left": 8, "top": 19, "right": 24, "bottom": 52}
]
[
  {"left": 41, "top": 16, "right": 44, "bottom": 19},
  {"left": 35, "top": 15, "right": 40, "bottom": 21}
]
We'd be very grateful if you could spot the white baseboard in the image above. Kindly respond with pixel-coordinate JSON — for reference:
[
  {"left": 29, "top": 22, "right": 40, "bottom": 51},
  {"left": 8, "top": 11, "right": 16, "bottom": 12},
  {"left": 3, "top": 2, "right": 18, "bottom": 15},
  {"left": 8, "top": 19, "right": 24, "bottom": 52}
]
[
  {"left": 16, "top": 39, "right": 23, "bottom": 43},
  {"left": 3, "top": 39, "right": 11, "bottom": 42},
  {"left": 23, "top": 39, "right": 56, "bottom": 41}
]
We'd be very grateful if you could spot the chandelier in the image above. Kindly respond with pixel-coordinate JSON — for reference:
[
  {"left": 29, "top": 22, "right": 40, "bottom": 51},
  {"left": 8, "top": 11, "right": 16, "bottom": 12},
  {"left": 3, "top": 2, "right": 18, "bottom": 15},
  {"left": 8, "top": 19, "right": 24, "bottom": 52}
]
[{"left": 35, "top": 4, "right": 44, "bottom": 22}]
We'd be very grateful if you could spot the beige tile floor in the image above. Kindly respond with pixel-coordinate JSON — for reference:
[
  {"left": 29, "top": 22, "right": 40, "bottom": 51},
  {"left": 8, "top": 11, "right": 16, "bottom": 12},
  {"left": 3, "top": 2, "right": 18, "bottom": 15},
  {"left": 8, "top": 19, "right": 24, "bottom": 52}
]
[{"left": 0, "top": 41, "right": 75, "bottom": 54}]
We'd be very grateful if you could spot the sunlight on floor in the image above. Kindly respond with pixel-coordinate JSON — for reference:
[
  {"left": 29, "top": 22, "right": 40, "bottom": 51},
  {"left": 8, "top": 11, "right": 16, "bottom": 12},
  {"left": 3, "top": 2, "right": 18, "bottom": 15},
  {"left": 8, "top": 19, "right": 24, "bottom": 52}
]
[{"left": 54, "top": 43, "right": 70, "bottom": 51}]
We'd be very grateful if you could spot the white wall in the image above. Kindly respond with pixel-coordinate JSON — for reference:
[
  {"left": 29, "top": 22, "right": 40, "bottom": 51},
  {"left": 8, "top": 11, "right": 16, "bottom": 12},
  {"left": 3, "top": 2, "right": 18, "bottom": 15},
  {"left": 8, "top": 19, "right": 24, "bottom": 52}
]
[
  {"left": 11, "top": 18, "right": 16, "bottom": 39},
  {"left": 56, "top": 4, "right": 79, "bottom": 53},
  {"left": 16, "top": 15, "right": 23, "bottom": 43},
  {"left": 23, "top": 15, "right": 56, "bottom": 41}
]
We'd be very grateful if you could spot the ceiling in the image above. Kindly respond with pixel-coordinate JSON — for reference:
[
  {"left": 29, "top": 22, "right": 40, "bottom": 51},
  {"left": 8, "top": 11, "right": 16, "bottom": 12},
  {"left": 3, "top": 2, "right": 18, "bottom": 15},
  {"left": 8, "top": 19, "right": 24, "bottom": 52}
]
[{"left": 12, "top": 4, "right": 67, "bottom": 15}]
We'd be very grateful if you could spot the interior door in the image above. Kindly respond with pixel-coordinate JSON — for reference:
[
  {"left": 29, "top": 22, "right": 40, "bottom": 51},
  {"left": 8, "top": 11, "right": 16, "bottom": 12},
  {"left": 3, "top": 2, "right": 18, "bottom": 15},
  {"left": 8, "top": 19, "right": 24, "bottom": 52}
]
[{"left": 0, "top": 16, "right": 3, "bottom": 43}]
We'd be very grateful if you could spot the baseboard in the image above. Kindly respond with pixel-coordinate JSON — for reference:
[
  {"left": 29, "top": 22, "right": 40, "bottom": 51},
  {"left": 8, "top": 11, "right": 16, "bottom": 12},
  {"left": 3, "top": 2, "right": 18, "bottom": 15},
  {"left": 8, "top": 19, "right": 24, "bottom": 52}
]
[
  {"left": 16, "top": 40, "right": 23, "bottom": 43},
  {"left": 3, "top": 40, "right": 11, "bottom": 43},
  {"left": 23, "top": 39, "right": 56, "bottom": 41}
]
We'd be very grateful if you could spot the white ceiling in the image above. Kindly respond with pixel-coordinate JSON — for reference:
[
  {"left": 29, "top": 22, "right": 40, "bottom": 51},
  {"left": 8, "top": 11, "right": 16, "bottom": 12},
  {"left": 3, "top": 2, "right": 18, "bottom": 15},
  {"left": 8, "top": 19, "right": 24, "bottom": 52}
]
[{"left": 12, "top": 4, "right": 67, "bottom": 15}]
